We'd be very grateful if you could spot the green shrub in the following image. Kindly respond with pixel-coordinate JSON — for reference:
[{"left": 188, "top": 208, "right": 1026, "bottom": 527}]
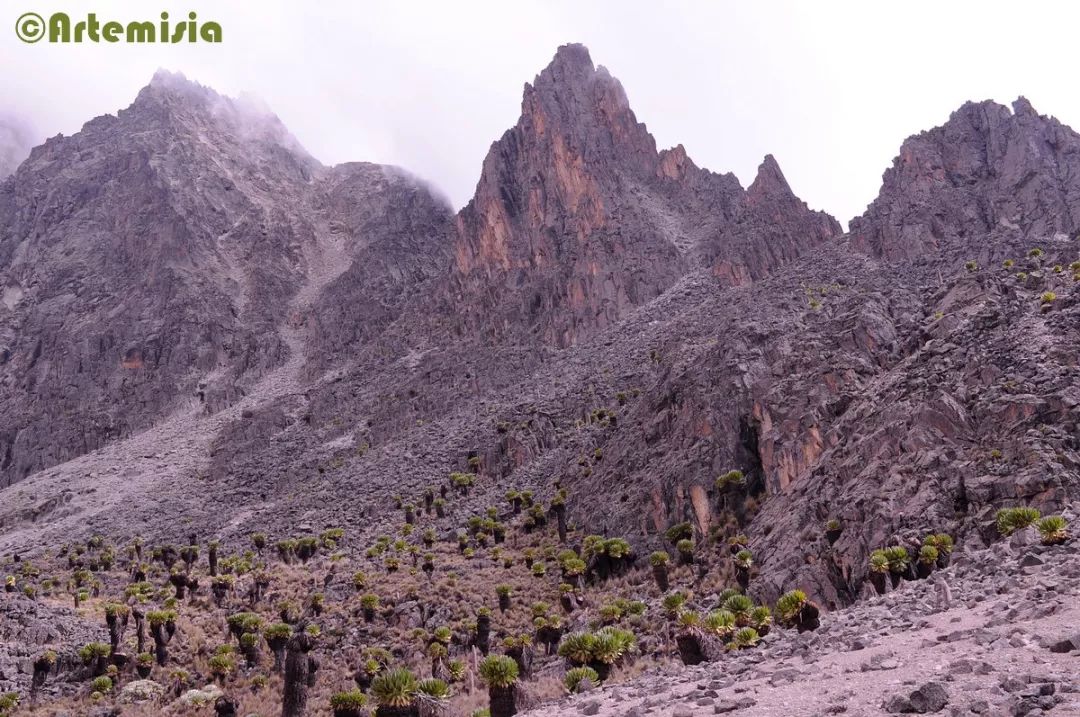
[
  {"left": 90, "top": 676, "right": 113, "bottom": 693},
  {"left": 664, "top": 522, "right": 693, "bottom": 544},
  {"left": 208, "top": 653, "right": 235, "bottom": 678},
  {"left": 722, "top": 594, "right": 753, "bottom": 619},
  {"left": 996, "top": 507, "right": 1041, "bottom": 536},
  {"left": 478, "top": 655, "right": 519, "bottom": 688},
  {"left": 703, "top": 609, "right": 736, "bottom": 637},
  {"left": 417, "top": 678, "right": 451, "bottom": 700},
  {"left": 675, "top": 610, "right": 700, "bottom": 630},
  {"left": 370, "top": 668, "right": 419, "bottom": 708},
  {"left": 447, "top": 659, "right": 466, "bottom": 682},
  {"left": 715, "top": 470, "right": 746, "bottom": 490},
  {"left": 1037, "top": 515, "right": 1068, "bottom": 544},
  {"left": 883, "top": 546, "right": 910, "bottom": 573},
  {"left": 329, "top": 690, "right": 368, "bottom": 710},
  {"left": 776, "top": 589, "right": 807, "bottom": 624},
  {"left": 661, "top": 591, "right": 687, "bottom": 615},
  {"left": 0, "top": 693, "right": 19, "bottom": 715},
  {"left": 564, "top": 666, "right": 599, "bottom": 693},
  {"left": 729, "top": 627, "right": 760, "bottom": 649},
  {"left": 923, "top": 533, "right": 954, "bottom": 554}
]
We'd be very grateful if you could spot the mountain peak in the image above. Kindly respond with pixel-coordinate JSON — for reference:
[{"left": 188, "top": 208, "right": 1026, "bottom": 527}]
[
  {"left": 747, "top": 154, "right": 794, "bottom": 203},
  {"left": 139, "top": 68, "right": 221, "bottom": 106},
  {"left": 544, "top": 42, "right": 595, "bottom": 76},
  {"left": 1012, "top": 95, "right": 1038, "bottom": 118},
  {"left": 852, "top": 95, "right": 1080, "bottom": 259}
]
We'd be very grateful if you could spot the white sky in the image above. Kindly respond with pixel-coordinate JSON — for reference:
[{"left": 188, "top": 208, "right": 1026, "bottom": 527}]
[{"left": 2, "top": 0, "right": 1077, "bottom": 225}]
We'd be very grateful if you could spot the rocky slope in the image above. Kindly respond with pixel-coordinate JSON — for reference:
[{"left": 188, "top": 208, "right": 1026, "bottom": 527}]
[
  {"left": 0, "top": 72, "right": 452, "bottom": 488},
  {"left": 0, "top": 42, "right": 1079, "bottom": 717},
  {"left": 521, "top": 525, "right": 1080, "bottom": 717}
]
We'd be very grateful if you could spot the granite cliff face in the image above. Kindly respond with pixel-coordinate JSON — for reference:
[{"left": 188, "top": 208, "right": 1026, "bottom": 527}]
[
  {"left": 0, "top": 46, "right": 1077, "bottom": 638},
  {"left": 0, "top": 73, "right": 452, "bottom": 487},
  {"left": 851, "top": 97, "right": 1080, "bottom": 260},
  {"left": 451, "top": 44, "right": 839, "bottom": 347}
]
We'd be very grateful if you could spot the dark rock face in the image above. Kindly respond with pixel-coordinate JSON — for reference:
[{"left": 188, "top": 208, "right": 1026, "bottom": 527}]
[
  {"left": 451, "top": 43, "right": 839, "bottom": 347},
  {"left": 851, "top": 98, "right": 1080, "bottom": 260},
  {"left": 0, "top": 72, "right": 451, "bottom": 487},
  {"left": 306, "top": 163, "right": 455, "bottom": 370}
]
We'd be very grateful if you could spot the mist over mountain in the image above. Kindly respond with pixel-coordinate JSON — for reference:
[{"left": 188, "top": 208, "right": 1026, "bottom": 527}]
[{"left": 0, "top": 113, "right": 34, "bottom": 180}]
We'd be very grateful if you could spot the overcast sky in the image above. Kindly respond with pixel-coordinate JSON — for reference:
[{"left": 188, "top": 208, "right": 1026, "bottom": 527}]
[{"left": 3, "top": 1, "right": 1078, "bottom": 225}]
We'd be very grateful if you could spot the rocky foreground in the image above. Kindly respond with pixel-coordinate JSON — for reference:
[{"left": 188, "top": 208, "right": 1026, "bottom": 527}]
[{"left": 523, "top": 522, "right": 1080, "bottom": 717}]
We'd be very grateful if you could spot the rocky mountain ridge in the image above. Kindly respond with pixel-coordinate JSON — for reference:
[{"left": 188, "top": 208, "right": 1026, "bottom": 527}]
[{"left": 0, "top": 47, "right": 1077, "bottom": 716}]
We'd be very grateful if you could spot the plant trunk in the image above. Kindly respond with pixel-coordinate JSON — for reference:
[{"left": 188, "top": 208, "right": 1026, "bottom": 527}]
[
  {"left": 209, "top": 545, "right": 218, "bottom": 577},
  {"left": 214, "top": 696, "right": 238, "bottom": 716},
  {"left": 31, "top": 657, "right": 51, "bottom": 700},
  {"left": 281, "top": 632, "right": 316, "bottom": 717},
  {"left": 133, "top": 609, "right": 146, "bottom": 654},
  {"left": 826, "top": 528, "right": 842, "bottom": 545},
  {"left": 334, "top": 708, "right": 366, "bottom": 717},
  {"left": 554, "top": 506, "right": 567, "bottom": 543},
  {"left": 796, "top": 602, "right": 820, "bottom": 633},
  {"left": 152, "top": 624, "right": 170, "bottom": 666},
  {"left": 498, "top": 594, "right": 510, "bottom": 612},
  {"left": 137, "top": 664, "right": 152, "bottom": 678},
  {"left": 652, "top": 565, "right": 669, "bottom": 591},
  {"left": 375, "top": 707, "right": 419, "bottom": 717},
  {"left": 506, "top": 645, "right": 533, "bottom": 679},
  {"left": 489, "top": 684, "right": 517, "bottom": 717},
  {"left": 475, "top": 615, "right": 491, "bottom": 656},
  {"left": 735, "top": 567, "right": 750, "bottom": 590},
  {"left": 589, "top": 661, "right": 611, "bottom": 682},
  {"left": 936, "top": 553, "right": 951, "bottom": 569},
  {"left": 106, "top": 612, "right": 128, "bottom": 653},
  {"left": 268, "top": 636, "right": 288, "bottom": 673},
  {"left": 888, "top": 570, "right": 903, "bottom": 589},
  {"left": 916, "top": 562, "right": 934, "bottom": 580},
  {"left": 869, "top": 572, "right": 887, "bottom": 595},
  {"left": 676, "top": 634, "right": 707, "bottom": 665}
]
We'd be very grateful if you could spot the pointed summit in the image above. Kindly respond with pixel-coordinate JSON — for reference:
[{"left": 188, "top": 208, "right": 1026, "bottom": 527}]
[
  {"left": 516, "top": 43, "right": 657, "bottom": 169},
  {"left": 452, "top": 44, "right": 840, "bottom": 347},
  {"left": 747, "top": 154, "right": 795, "bottom": 203}
]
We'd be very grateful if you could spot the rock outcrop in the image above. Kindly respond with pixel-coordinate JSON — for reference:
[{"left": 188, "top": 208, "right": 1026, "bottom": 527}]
[
  {"left": 451, "top": 43, "right": 839, "bottom": 347},
  {"left": 851, "top": 97, "right": 1080, "bottom": 260}
]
